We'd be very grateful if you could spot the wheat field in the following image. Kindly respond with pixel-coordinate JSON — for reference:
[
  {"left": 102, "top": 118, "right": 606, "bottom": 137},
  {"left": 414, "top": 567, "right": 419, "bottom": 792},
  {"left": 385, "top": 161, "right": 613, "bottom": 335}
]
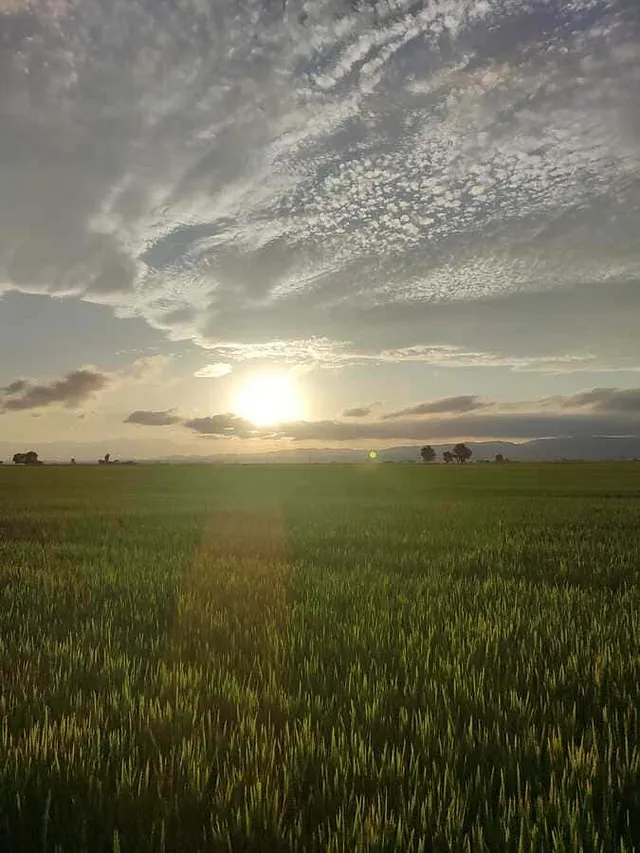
[{"left": 0, "top": 463, "right": 639, "bottom": 852}]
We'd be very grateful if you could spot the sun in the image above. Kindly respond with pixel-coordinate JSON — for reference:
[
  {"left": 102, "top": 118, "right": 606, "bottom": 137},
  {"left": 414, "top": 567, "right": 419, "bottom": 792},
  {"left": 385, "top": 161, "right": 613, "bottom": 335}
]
[{"left": 233, "top": 373, "right": 302, "bottom": 426}]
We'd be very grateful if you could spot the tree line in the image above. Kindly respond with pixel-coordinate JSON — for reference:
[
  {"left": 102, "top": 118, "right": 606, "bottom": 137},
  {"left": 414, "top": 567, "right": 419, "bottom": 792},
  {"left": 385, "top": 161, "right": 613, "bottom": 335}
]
[
  {"left": 9, "top": 451, "right": 134, "bottom": 466},
  {"left": 420, "top": 445, "right": 507, "bottom": 464}
]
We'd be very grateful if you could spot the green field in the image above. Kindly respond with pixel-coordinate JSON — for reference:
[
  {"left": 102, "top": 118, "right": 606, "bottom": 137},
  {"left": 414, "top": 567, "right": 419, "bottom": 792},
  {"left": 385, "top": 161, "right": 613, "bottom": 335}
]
[{"left": 1, "top": 463, "right": 639, "bottom": 852}]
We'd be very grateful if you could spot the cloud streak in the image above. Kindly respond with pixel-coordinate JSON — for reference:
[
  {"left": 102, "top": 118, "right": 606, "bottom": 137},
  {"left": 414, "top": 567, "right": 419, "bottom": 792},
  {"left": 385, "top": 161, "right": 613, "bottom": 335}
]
[
  {"left": 382, "top": 395, "right": 485, "bottom": 419},
  {"left": 125, "top": 410, "right": 181, "bottom": 427},
  {"left": 342, "top": 406, "right": 372, "bottom": 418}
]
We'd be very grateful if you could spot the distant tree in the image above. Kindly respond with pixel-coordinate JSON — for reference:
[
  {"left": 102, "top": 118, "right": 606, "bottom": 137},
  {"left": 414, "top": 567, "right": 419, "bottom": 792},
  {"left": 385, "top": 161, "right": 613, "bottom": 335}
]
[
  {"left": 452, "top": 443, "right": 472, "bottom": 464},
  {"left": 442, "top": 450, "right": 454, "bottom": 464},
  {"left": 420, "top": 445, "right": 436, "bottom": 463},
  {"left": 495, "top": 453, "right": 505, "bottom": 464},
  {"left": 13, "top": 451, "right": 39, "bottom": 465},
  {"left": 70, "top": 458, "right": 76, "bottom": 465},
  {"left": 104, "top": 453, "right": 110, "bottom": 464}
]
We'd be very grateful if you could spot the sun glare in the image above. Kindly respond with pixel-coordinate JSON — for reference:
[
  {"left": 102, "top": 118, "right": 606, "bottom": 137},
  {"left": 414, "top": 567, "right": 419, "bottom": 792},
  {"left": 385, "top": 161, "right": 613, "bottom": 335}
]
[{"left": 233, "top": 373, "right": 302, "bottom": 426}]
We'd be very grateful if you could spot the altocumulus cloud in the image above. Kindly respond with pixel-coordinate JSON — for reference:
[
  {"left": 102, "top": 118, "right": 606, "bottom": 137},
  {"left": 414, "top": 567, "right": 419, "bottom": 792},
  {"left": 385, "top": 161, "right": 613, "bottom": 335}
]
[{"left": 1, "top": 1, "right": 639, "bottom": 372}]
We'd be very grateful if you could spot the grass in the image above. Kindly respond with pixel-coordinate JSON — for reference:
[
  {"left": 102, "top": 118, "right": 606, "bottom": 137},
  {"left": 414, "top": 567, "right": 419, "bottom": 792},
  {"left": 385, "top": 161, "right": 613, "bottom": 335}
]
[{"left": 0, "top": 462, "right": 639, "bottom": 852}]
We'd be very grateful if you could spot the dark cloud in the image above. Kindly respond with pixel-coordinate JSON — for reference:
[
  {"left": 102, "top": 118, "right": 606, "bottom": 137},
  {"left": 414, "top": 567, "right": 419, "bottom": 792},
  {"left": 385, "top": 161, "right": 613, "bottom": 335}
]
[
  {"left": 138, "top": 385, "right": 640, "bottom": 442},
  {"left": 1, "top": 370, "right": 109, "bottom": 412},
  {"left": 125, "top": 410, "right": 181, "bottom": 426},
  {"left": 342, "top": 406, "right": 372, "bottom": 418},
  {"left": 3, "top": 380, "right": 28, "bottom": 395},
  {"left": 563, "top": 388, "right": 640, "bottom": 413},
  {"left": 180, "top": 410, "right": 640, "bottom": 443},
  {"left": 382, "top": 396, "right": 484, "bottom": 419},
  {"left": 0, "top": 0, "right": 638, "bottom": 373},
  {"left": 183, "top": 414, "right": 258, "bottom": 438},
  {"left": 275, "top": 413, "right": 640, "bottom": 442}
]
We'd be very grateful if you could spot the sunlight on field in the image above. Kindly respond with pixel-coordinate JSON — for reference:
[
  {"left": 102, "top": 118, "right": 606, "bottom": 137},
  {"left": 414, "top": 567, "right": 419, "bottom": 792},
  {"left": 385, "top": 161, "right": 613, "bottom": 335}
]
[{"left": 0, "top": 463, "right": 639, "bottom": 851}]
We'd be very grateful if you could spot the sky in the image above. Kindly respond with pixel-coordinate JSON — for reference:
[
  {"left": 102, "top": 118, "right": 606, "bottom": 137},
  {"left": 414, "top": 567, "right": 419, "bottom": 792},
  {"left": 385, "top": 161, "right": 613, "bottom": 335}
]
[{"left": 1, "top": 0, "right": 639, "bottom": 460}]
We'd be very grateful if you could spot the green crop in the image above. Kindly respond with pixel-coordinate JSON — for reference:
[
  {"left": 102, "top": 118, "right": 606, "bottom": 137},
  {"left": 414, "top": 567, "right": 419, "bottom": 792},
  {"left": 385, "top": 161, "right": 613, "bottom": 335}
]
[{"left": 0, "top": 462, "right": 639, "bottom": 851}]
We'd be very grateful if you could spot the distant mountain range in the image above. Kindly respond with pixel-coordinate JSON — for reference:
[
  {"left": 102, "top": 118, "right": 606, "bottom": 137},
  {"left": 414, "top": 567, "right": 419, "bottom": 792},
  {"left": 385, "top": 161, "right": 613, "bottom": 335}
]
[
  {"left": 2, "top": 436, "right": 640, "bottom": 465},
  {"left": 159, "top": 436, "right": 640, "bottom": 464}
]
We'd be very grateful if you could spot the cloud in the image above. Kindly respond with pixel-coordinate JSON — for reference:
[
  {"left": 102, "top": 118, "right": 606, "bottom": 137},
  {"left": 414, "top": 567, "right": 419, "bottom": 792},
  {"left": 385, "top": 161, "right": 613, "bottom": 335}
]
[
  {"left": 133, "top": 385, "right": 640, "bottom": 443},
  {"left": 562, "top": 387, "right": 640, "bottom": 413},
  {"left": 197, "top": 337, "right": 608, "bottom": 373},
  {"left": 382, "top": 395, "right": 485, "bottom": 419},
  {"left": 1, "top": 369, "right": 109, "bottom": 412},
  {"left": 182, "top": 414, "right": 258, "bottom": 439},
  {"left": 0, "top": 0, "right": 639, "bottom": 373},
  {"left": 194, "top": 363, "right": 233, "bottom": 379},
  {"left": 124, "top": 409, "right": 181, "bottom": 426},
  {"left": 272, "top": 411, "right": 640, "bottom": 443},
  {"left": 2, "top": 380, "right": 28, "bottom": 395},
  {"left": 0, "top": 356, "right": 169, "bottom": 416},
  {"left": 342, "top": 406, "right": 372, "bottom": 418}
]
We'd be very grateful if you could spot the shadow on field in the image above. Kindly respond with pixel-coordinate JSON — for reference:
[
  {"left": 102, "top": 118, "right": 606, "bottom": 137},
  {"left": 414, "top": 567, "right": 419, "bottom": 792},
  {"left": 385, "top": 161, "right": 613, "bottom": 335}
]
[{"left": 166, "top": 506, "right": 292, "bottom": 699}]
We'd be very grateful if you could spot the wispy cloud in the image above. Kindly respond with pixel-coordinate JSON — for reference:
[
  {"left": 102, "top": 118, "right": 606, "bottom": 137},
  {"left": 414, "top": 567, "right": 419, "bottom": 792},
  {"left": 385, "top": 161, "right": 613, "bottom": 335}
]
[
  {"left": 197, "top": 338, "right": 609, "bottom": 373},
  {"left": 194, "top": 363, "right": 233, "bottom": 379},
  {"left": 342, "top": 406, "right": 372, "bottom": 418}
]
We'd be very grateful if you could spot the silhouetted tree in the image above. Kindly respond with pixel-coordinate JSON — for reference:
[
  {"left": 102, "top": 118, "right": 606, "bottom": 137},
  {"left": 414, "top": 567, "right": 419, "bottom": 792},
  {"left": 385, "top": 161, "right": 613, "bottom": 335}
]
[
  {"left": 452, "top": 443, "right": 472, "bottom": 464},
  {"left": 442, "top": 450, "right": 454, "bottom": 464},
  {"left": 70, "top": 458, "right": 76, "bottom": 465},
  {"left": 495, "top": 453, "right": 505, "bottom": 464},
  {"left": 104, "top": 453, "right": 110, "bottom": 464},
  {"left": 420, "top": 445, "right": 436, "bottom": 463},
  {"left": 14, "top": 451, "right": 39, "bottom": 465}
]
